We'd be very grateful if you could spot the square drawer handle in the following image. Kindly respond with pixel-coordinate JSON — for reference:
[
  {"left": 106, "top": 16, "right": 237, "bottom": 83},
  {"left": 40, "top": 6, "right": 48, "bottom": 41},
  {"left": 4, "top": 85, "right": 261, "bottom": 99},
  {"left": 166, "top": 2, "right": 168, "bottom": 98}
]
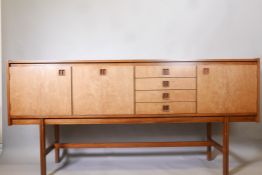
[
  {"left": 162, "top": 68, "right": 170, "bottom": 75},
  {"left": 162, "top": 81, "right": 169, "bottom": 87},
  {"left": 58, "top": 69, "right": 65, "bottom": 76},
  {"left": 100, "top": 69, "right": 107, "bottom": 75},
  {"left": 203, "top": 67, "right": 210, "bottom": 74},
  {"left": 162, "top": 93, "right": 170, "bottom": 99},
  {"left": 162, "top": 105, "right": 170, "bottom": 112}
]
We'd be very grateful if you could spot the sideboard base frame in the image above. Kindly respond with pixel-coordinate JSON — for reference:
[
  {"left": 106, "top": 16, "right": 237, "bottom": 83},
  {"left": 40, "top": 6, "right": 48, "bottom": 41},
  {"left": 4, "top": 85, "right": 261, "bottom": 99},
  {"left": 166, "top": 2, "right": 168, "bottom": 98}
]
[{"left": 38, "top": 117, "right": 230, "bottom": 175}]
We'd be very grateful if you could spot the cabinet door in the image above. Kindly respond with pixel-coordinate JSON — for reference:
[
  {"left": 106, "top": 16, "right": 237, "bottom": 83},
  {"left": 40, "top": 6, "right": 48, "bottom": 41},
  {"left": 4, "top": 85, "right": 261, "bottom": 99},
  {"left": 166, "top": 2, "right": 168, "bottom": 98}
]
[
  {"left": 197, "top": 64, "right": 258, "bottom": 113},
  {"left": 226, "top": 65, "right": 257, "bottom": 113},
  {"left": 10, "top": 66, "right": 72, "bottom": 116},
  {"left": 197, "top": 65, "right": 227, "bottom": 113},
  {"left": 73, "top": 65, "right": 134, "bottom": 115}
]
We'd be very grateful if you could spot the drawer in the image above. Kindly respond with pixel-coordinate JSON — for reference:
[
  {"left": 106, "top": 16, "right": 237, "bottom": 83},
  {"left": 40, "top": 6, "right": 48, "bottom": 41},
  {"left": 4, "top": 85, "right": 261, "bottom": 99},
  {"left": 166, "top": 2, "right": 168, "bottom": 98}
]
[
  {"left": 136, "top": 102, "right": 196, "bottom": 114},
  {"left": 135, "top": 65, "right": 196, "bottom": 78},
  {"left": 136, "top": 78, "right": 196, "bottom": 90},
  {"left": 136, "top": 90, "right": 196, "bottom": 102}
]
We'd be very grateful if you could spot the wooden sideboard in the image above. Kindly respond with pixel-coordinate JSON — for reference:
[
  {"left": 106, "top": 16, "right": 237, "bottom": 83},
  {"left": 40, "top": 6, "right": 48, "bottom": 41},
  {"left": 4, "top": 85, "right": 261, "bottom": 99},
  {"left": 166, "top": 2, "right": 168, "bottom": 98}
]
[{"left": 7, "top": 59, "right": 260, "bottom": 175}]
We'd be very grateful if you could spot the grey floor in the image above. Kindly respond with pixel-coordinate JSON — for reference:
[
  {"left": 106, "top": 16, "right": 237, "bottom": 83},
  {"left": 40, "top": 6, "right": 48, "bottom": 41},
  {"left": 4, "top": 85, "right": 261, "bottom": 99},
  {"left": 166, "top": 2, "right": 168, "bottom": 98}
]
[{"left": 0, "top": 139, "right": 262, "bottom": 175}]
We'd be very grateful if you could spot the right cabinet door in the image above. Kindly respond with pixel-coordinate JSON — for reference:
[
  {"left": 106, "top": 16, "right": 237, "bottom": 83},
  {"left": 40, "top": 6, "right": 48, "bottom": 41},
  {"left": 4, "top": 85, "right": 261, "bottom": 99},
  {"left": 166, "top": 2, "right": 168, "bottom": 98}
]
[{"left": 197, "top": 64, "right": 258, "bottom": 114}]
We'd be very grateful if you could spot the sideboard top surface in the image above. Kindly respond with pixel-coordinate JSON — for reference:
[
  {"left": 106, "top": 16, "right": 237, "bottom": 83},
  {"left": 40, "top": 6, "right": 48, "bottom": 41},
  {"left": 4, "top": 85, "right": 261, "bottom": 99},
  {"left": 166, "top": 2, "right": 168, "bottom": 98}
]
[{"left": 8, "top": 58, "right": 260, "bottom": 64}]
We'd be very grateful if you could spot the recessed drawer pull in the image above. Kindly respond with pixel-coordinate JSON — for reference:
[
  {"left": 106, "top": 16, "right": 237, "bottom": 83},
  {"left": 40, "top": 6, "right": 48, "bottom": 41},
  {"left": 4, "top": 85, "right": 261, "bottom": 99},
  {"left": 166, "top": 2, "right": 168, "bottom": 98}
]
[
  {"left": 162, "top": 93, "right": 170, "bottom": 99},
  {"left": 100, "top": 69, "right": 107, "bottom": 75},
  {"left": 162, "top": 105, "right": 170, "bottom": 112},
  {"left": 58, "top": 69, "right": 65, "bottom": 76},
  {"left": 162, "top": 68, "right": 170, "bottom": 75},
  {"left": 162, "top": 81, "right": 169, "bottom": 87},
  {"left": 203, "top": 67, "right": 209, "bottom": 74}
]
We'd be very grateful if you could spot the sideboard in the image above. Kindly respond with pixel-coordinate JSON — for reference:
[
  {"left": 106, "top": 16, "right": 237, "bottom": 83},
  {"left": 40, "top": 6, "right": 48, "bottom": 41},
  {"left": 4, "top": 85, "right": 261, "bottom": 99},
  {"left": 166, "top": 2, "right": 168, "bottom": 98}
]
[{"left": 7, "top": 59, "right": 260, "bottom": 175}]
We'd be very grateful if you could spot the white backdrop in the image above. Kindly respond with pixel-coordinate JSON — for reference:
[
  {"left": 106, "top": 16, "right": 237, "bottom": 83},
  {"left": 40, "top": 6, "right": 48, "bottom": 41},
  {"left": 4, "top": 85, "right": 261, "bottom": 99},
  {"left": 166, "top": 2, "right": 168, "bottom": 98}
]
[{"left": 1, "top": 0, "right": 262, "bottom": 165}]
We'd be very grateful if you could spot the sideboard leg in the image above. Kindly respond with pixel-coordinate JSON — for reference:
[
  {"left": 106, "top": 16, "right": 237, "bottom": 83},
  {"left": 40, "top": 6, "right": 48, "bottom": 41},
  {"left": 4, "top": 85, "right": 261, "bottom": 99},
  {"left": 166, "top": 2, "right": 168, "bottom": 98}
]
[
  {"left": 54, "top": 125, "right": 60, "bottom": 163},
  {"left": 39, "top": 119, "right": 46, "bottom": 175},
  {"left": 223, "top": 117, "right": 229, "bottom": 175},
  {"left": 207, "top": 122, "right": 212, "bottom": 161}
]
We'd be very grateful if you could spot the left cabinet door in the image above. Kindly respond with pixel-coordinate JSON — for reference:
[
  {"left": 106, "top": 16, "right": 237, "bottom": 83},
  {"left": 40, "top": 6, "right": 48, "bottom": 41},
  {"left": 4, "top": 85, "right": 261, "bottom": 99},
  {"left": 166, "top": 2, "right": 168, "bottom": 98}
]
[{"left": 10, "top": 66, "right": 72, "bottom": 116}]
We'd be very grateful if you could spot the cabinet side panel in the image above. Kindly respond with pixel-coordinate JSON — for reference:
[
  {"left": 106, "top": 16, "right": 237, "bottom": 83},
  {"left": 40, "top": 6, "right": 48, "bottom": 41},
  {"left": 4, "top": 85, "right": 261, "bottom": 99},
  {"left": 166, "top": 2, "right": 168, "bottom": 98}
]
[
  {"left": 7, "top": 62, "right": 11, "bottom": 125},
  {"left": 197, "top": 65, "right": 227, "bottom": 113},
  {"left": 257, "top": 59, "right": 260, "bottom": 122}
]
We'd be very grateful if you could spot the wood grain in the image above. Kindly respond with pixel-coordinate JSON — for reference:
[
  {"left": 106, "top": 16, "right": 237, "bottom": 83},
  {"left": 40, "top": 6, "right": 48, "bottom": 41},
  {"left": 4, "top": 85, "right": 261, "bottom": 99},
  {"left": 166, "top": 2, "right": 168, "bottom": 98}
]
[
  {"left": 7, "top": 62, "right": 11, "bottom": 125},
  {"left": 135, "top": 65, "right": 196, "bottom": 77},
  {"left": 43, "top": 117, "right": 225, "bottom": 125},
  {"left": 136, "top": 102, "right": 196, "bottom": 114},
  {"left": 136, "top": 78, "right": 196, "bottom": 90},
  {"left": 7, "top": 59, "right": 260, "bottom": 123},
  {"left": 55, "top": 141, "right": 212, "bottom": 149},
  {"left": 257, "top": 58, "right": 260, "bottom": 122},
  {"left": 10, "top": 66, "right": 72, "bottom": 116},
  {"left": 207, "top": 123, "right": 212, "bottom": 161},
  {"left": 8, "top": 58, "right": 259, "bottom": 64},
  {"left": 39, "top": 119, "right": 46, "bottom": 175},
  {"left": 73, "top": 65, "right": 134, "bottom": 115},
  {"left": 11, "top": 116, "right": 257, "bottom": 125},
  {"left": 136, "top": 90, "right": 196, "bottom": 102},
  {"left": 54, "top": 125, "right": 60, "bottom": 163},
  {"left": 197, "top": 64, "right": 258, "bottom": 113},
  {"left": 223, "top": 117, "right": 229, "bottom": 175},
  {"left": 226, "top": 65, "right": 257, "bottom": 113},
  {"left": 197, "top": 65, "right": 227, "bottom": 113}
]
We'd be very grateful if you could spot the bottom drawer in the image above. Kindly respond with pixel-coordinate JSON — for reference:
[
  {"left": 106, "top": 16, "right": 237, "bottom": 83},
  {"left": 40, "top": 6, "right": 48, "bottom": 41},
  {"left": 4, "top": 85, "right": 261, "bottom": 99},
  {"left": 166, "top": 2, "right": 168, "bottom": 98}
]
[{"left": 136, "top": 102, "right": 196, "bottom": 114}]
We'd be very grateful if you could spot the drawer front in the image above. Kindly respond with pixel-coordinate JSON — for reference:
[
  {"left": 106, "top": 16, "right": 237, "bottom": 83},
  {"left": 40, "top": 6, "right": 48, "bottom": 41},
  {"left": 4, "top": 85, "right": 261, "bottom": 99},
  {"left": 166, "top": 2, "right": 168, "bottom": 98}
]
[
  {"left": 136, "top": 90, "right": 196, "bottom": 102},
  {"left": 136, "top": 102, "right": 196, "bottom": 114},
  {"left": 136, "top": 78, "right": 196, "bottom": 90},
  {"left": 136, "top": 65, "right": 196, "bottom": 78}
]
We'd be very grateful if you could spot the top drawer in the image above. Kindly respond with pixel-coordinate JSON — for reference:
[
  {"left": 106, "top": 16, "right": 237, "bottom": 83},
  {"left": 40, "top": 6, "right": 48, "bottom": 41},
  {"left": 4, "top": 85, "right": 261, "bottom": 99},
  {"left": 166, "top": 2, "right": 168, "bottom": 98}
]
[{"left": 135, "top": 65, "right": 196, "bottom": 78}]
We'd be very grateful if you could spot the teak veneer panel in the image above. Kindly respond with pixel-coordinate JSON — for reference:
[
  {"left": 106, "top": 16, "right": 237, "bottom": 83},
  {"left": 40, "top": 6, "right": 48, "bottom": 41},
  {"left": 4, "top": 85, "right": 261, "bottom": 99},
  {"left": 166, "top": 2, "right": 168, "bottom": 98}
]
[
  {"left": 136, "top": 102, "right": 196, "bottom": 114},
  {"left": 136, "top": 78, "right": 196, "bottom": 90},
  {"left": 226, "top": 65, "right": 257, "bottom": 113},
  {"left": 197, "top": 65, "right": 227, "bottom": 113},
  {"left": 135, "top": 65, "right": 196, "bottom": 78},
  {"left": 136, "top": 90, "right": 196, "bottom": 102},
  {"left": 197, "top": 64, "right": 258, "bottom": 113},
  {"left": 10, "top": 66, "right": 71, "bottom": 116},
  {"left": 73, "top": 65, "right": 134, "bottom": 115}
]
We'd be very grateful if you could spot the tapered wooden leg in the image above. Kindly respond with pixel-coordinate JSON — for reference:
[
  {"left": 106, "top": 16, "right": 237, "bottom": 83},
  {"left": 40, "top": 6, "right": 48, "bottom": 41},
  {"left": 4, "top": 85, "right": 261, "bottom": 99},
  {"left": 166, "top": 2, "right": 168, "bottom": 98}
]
[
  {"left": 223, "top": 117, "right": 229, "bottom": 175},
  {"left": 39, "top": 119, "right": 46, "bottom": 175},
  {"left": 207, "top": 122, "right": 212, "bottom": 161},
  {"left": 54, "top": 125, "right": 60, "bottom": 163}
]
